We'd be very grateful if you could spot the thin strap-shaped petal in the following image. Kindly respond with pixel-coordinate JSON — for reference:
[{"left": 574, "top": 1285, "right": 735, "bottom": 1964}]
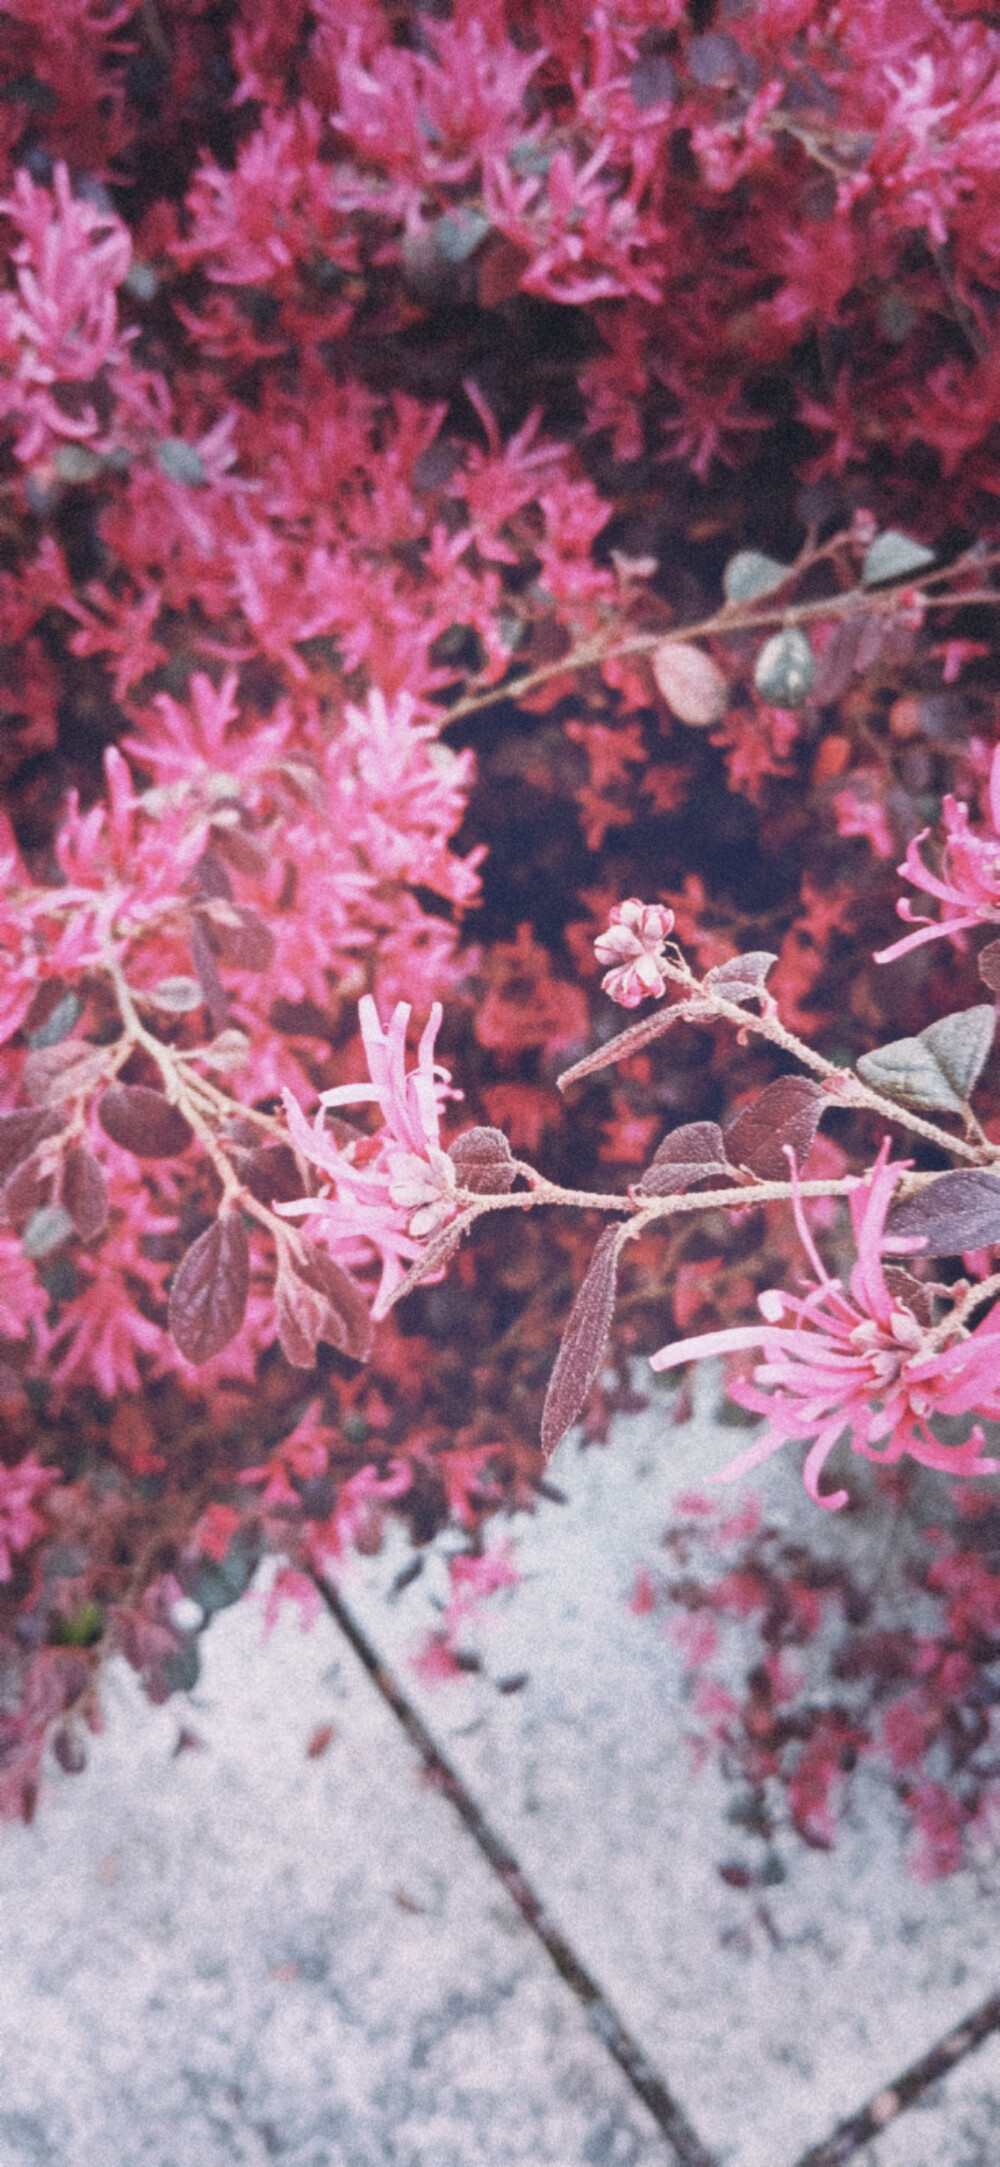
[
  {"left": 802, "top": 1424, "right": 850, "bottom": 1510},
  {"left": 650, "top": 1322, "right": 772, "bottom": 1371},
  {"left": 704, "top": 1424, "right": 790, "bottom": 1484},
  {"left": 873, "top": 913, "right": 979, "bottom": 964}
]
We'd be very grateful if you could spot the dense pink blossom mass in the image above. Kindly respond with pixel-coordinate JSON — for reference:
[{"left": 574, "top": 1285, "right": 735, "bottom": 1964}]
[
  {"left": 650, "top": 1148, "right": 1000, "bottom": 1508},
  {"left": 1, "top": 0, "right": 1000, "bottom": 1859}
]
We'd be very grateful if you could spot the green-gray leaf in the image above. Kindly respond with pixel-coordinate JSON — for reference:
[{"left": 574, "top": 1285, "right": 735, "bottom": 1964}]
[
  {"left": 27, "top": 993, "right": 82, "bottom": 1049},
  {"left": 857, "top": 1037, "right": 965, "bottom": 1112},
  {"left": 156, "top": 438, "right": 207, "bottom": 487},
  {"left": 753, "top": 627, "right": 815, "bottom": 707},
  {"left": 918, "top": 1006, "right": 995, "bottom": 1101},
  {"left": 861, "top": 529, "right": 935, "bottom": 586},
  {"left": 723, "top": 551, "right": 790, "bottom": 603},
  {"left": 436, "top": 208, "right": 491, "bottom": 263},
  {"left": 23, "top": 1204, "right": 75, "bottom": 1258}
]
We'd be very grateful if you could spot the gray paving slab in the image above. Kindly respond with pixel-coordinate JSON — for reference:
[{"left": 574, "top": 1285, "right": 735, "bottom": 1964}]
[
  {"left": 859, "top": 2029, "right": 1000, "bottom": 2167},
  {"left": 0, "top": 1579, "right": 671, "bottom": 2167},
  {"left": 341, "top": 1373, "right": 1000, "bottom": 2167}
]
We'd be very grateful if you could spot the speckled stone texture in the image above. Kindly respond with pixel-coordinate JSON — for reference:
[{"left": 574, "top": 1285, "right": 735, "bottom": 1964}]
[
  {"left": 0, "top": 1578, "right": 666, "bottom": 2167},
  {"left": 1, "top": 1372, "right": 999, "bottom": 2167},
  {"left": 343, "top": 1377, "right": 1000, "bottom": 2167}
]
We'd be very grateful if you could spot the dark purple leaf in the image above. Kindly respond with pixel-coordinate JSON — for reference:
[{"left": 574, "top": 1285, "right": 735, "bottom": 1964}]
[
  {"left": 60, "top": 1140, "right": 109, "bottom": 1241},
  {"left": 2, "top": 1154, "right": 48, "bottom": 1224},
  {"left": 169, "top": 1214, "right": 250, "bottom": 1363},
  {"left": 630, "top": 53, "right": 675, "bottom": 106},
  {"left": 541, "top": 1227, "right": 622, "bottom": 1458},
  {"left": 811, "top": 611, "right": 872, "bottom": 705},
  {"left": 703, "top": 953, "right": 778, "bottom": 1007},
  {"left": 448, "top": 1126, "right": 517, "bottom": 1194},
  {"left": 881, "top": 1266, "right": 936, "bottom": 1328},
  {"left": 188, "top": 912, "right": 229, "bottom": 1035},
  {"left": 98, "top": 1084, "right": 193, "bottom": 1159},
  {"left": 0, "top": 1106, "right": 63, "bottom": 1181},
  {"left": 234, "top": 1141, "right": 303, "bottom": 1207},
  {"left": 52, "top": 1724, "right": 87, "bottom": 1776},
  {"left": 192, "top": 847, "right": 233, "bottom": 901},
  {"left": 886, "top": 1172, "right": 1000, "bottom": 1256},
  {"left": 386, "top": 1213, "right": 473, "bottom": 1308},
  {"left": 634, "top": 1120, "right": 730, "bottom": 1198},
  {"left": 724, "top": 1077, "right": 824, "bottom": 1181},
  {"left": 212, "top": 824, "right": 269, "bottom": 880},
  {"left": 292, "top": 1242, "right": 373, "bottom": 1363},
  {"left": 199, "top": 900, "right": 275, "bottom": 972},
  {"left": 978, "top": 940, "right": 1000, "bottom": 994},
  {"left": 276, "top": 1275, "right": 330, "bottom": 1369},
  {"left": 557, "top": 1007, "right": 685, "bottom": 1093}
]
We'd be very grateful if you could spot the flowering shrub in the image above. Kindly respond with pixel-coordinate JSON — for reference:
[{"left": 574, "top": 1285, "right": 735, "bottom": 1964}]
[{"left": 1, "top": 0, "right": 1000, "bottom": 1845}]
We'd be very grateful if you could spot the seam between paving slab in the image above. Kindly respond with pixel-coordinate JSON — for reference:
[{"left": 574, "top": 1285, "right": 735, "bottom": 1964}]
[
  {"left": 317, "top": 1574, "right": 1000, "bottom": 2167},
  {"left": 791, "top": 1988, "right": 1000, "bottom": 2166},
  {"left": 315, "top": 1573, "right": 717, "bottom": 2167}
]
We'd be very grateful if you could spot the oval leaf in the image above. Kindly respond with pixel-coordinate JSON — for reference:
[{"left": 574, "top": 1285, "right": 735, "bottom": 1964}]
[
  {"left": 60, "top": 1140, "right": 109, "bottom": 1241},
  {"left": 448, "top": 1126, "right": 517, "bottom": 1194},
  {"left": 199, "top": 901, "right": 275, "bottom": 972},
  {"left": 978, "top": 940, "right": 1000, "bottom": 994},
  {"left": 156, "top": 436, "right": 207, "bottom": 487},
  {"left": 27, "top": 991, "right": 82, "bottom": 1049},
  {"left": 724, "top": 1076, "right": 824, "bottom": 1181},
  {"left": 811, "top": 611, "right": 874, "bottom": 705},
  {"left": 722, "top": 551, "right": 789, "bottom": 604},
  {"left": 146, "top": 975, "right": 204, "bottom": 1014},
  {"left": 23, "top": 1042, "right": 107, "bottom": 1106},
  {"left": 918, "top": 1006, "right": 994, "bottom": 1103},
  {"left": 541, "top": 1227, "right": 622, "bottom": 1457},
  {"left": 634, "top": 1120, "right": 730, "bottom": 1198},
  {"left": 22, "top": 1203, "right": 75, "bottom": 1259},
  {"left": 630, "top": 52, "right": 675, "bottom": 106},
  {"left": 651, "top": 641, "right": 728, "bottom": 728},
  {"left": 200, "top": 1029, "right": 250, "bottom": 1073},
  {"left": 236, "top": 1141, "right": 303, "bottom": 1207},
  {"left": 703, "top": 952, "right": 778, "bottom": 1007},
  {"left": 98, "top": 1084, "right": 193, "bottom": 1158},
  {"left": 858, "top": 1039, "right": 964, "bottom": 1114},
  {"left": 188, "top": 912, "right": 229, "bottom": 1034},
  {"left": 753, "top": 627, "right": 815, "bottom": 707},
  {"left": 169, "top": 1215, "right": 250, "bottom": 1363},
  {"left": 0, "top": 1106, "right": 63, "bottom": 1181},
  {"left": 862, "top": 529, "right": 935, "bottom": 586},
  {"left": 435, "top": 206, "right": 491, "bottom": 263},
  {"left": 887, "top": 1171, "right": 1000, "bottom": 1256},
  {"left": 276, "top": 1275, "right": 330, "bottom": 1369},
  {"left": 293, "top": 1242, "right": 373, "bottom": 1363}
]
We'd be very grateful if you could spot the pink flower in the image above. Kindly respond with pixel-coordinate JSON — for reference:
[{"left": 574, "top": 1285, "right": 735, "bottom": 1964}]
[
  {"left": 0, "top": 1454, "right": 59, "bottom": 1582},
  {"left": 594, "top": 899, "right": 675, "bottom": 1006},
  {"left": 875, "top": 745, "right": 1000, "bottom": 962},
  {"left": 650, "top": 1144, "right": 1000, "bottom": 1508},
  {"left": 279, "top": 997, "right": 462, "bottom": 1316}
]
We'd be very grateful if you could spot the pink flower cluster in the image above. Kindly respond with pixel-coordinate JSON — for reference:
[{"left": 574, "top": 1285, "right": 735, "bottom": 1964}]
[
  {"left": 876, "top": 745, "right": 1000, "bottom": 962},
  {"left": 280, "top": 997, "right": 462, "bottom": 1317},
  {"left": 651, "top": 1146, "right": 1000, "bottom": 1508},
  {"left": 594, "top": 899, "right": 676, "bottom": 1007},
  {"left": 0, "top": 1453, "right": 59, "bottom": 1583}
]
